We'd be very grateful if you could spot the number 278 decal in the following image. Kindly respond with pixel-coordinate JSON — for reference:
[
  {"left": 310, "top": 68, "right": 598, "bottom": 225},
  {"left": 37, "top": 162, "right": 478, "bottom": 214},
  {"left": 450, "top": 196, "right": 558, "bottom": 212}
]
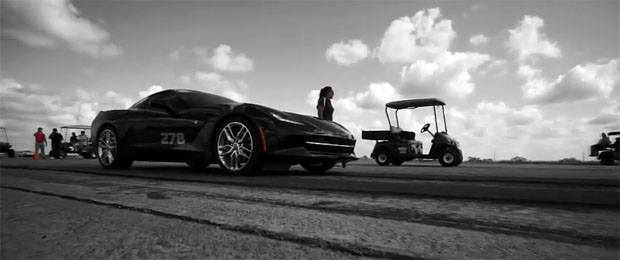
[{"left": 161, "top": 132, "right": 185, "bottom": 144}]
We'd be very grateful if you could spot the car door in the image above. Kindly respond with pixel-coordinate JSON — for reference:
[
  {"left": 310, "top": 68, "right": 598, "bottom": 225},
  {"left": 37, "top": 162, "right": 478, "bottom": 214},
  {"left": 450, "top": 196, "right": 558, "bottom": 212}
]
[{"left": 124, "top": 91, "right": 200, "bottom": 161}]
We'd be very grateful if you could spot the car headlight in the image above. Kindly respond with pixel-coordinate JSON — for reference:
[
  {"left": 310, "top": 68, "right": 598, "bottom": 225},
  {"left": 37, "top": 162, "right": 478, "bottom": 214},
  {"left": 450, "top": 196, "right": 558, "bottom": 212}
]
[{"left": 271, "top": 112, "right": 305, "bottom": 126}]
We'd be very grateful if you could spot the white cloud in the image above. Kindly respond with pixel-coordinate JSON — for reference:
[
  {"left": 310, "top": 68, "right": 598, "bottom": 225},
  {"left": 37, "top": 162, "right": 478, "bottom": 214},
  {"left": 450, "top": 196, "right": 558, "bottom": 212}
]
[
  {"left": 474, "top": 101, "right": 542, "bottom": 126},
  {"left": 507, "top": 15, "right": 561, "bottom": 62},
  {"left": 325, "top": 39, "right": 369, "bottom": 66},
  {"left": 209, "top": 44, "right": 254, "bottom": 72},
  {"left": 139, "top": 85, "right": 165, "bottom": 98},
  {"left": 184, "top": 72, "right": 249, "bottom": 102},
  {"left": 349, "top": 82, "right": 402, "bottom": 110},
  {"left": 169, "top": 49, "right": 182, "bottom": 61},
  {"left": 516, "top": 64, "right": 542, "bottom": 79},
  {"left": 444, "top": 101, "right": 603, "bottom": 160},
  {"left": 0, "top": 0, "right": 122, "bottom": 58},
  {"left": 0, "top": 78, "right": 136, "bottom": 151},
  {"left": 469, "top": 34, "right": 488, "bottom": 46},
  {"left": 523, "top": 59, "right": 619, "bottom": 104},
  {"left": 375, "top": 8, "right": 455, "bottom": 63},
  {"left": 587, "top": 113, "right": 619, "bottom": 126},
  {"left": 400, "top": 52, "right": 491, "bottom": 97}
]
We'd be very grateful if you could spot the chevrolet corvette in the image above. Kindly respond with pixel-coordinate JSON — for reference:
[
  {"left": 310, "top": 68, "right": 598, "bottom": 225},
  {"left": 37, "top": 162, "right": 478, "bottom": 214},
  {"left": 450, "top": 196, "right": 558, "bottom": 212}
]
[{"left": 91, "top": 89, "right": 357, "bottom": 174}]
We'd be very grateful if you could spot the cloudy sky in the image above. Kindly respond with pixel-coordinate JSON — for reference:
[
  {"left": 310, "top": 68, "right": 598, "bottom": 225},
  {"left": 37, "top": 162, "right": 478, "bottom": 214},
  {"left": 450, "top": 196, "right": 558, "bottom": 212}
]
[{"left": 1, "top": 0, "right": 618, "bottom": 161}]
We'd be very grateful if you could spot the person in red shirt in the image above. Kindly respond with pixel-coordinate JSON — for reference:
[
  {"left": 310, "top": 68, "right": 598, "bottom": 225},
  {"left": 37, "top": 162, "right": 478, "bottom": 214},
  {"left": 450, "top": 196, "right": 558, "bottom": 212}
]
[{"left": 34, "top": 127, "right": 47, "bottom": 159}]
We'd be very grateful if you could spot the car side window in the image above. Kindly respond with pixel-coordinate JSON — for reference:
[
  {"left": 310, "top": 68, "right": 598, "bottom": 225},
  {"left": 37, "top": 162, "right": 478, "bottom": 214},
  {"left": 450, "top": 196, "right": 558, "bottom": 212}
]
[{"left": 146, "top": 91, "right": 189, "bottom": 112}]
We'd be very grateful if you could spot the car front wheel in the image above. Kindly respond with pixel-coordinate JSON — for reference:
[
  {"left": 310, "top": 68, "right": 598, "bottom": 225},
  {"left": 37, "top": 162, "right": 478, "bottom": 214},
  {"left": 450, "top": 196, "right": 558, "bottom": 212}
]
[
  {"left": 215, "top": 117, "right": 263, "bottom": 175},
  {"left": 97, "top": 126, "right": 133, "bottom": 169}
]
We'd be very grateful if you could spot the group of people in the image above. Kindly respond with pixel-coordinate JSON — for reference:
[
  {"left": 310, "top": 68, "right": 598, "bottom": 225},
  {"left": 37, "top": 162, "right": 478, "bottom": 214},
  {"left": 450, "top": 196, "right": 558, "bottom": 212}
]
[{"left": 33, "top": 128, "right": 89, "bottom": 159}]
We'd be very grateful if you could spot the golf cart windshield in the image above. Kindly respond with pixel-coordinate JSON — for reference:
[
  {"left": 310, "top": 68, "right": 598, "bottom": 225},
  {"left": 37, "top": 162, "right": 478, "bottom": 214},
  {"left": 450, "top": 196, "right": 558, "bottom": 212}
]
[
  {"left": 385, "top": 98, "right": 448, "bottom": 134},
  {"left": 60, "top": 125, "right": 91, "bottom": 141}
]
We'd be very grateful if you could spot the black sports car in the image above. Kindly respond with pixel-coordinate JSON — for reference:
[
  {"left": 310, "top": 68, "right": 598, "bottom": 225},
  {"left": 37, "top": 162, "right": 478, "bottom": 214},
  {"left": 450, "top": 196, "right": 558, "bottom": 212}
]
[{"left": 91, "top": 89, "right": 357, "bottom": 174}]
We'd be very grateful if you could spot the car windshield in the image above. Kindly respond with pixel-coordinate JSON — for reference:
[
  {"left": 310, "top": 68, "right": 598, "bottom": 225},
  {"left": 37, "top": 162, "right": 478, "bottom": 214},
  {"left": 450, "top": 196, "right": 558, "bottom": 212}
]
[
  {"left": 179, "top": 91, "right": 237, "bottom": 108},
  {"left": 130, "top": 96, "right": 149, "bottom": 109}
]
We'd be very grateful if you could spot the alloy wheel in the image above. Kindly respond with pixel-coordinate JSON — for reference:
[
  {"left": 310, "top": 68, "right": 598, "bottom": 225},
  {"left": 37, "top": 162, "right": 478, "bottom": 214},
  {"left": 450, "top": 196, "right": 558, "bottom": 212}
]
[
  {"left": 217, "top": 122, "right": 254, "bottom": 172},
  {"left": 98, "top": 129, "right": 117, "bottom": 166}
]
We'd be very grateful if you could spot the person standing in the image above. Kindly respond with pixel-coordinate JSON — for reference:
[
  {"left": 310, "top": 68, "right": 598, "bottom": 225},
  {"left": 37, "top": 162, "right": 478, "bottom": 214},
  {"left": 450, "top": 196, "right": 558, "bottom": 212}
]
[
  {"left": 316, "top": 86, "right": 335, "bottom": 121},
  {"left": 33, "top": 127, "right": 47, "bottom": 159},
  {"left": 49, "top": 128, "right": 64, "bottom": 159}
]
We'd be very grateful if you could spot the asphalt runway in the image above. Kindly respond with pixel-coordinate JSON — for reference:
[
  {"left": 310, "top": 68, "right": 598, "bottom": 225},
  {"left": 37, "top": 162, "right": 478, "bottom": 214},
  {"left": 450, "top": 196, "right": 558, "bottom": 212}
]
[
  {"left": 1, "top": 157, "right": 618, "bottom": 206},
  {"left": 1, "top": 157, "right": 619, "bottom": 259}
]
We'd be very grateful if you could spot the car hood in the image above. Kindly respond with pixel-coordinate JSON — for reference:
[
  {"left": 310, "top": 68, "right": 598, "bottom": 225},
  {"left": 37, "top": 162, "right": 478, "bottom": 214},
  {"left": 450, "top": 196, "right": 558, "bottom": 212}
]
[{"left": 244, "top": 104, "right": 354, "bottom": 139}]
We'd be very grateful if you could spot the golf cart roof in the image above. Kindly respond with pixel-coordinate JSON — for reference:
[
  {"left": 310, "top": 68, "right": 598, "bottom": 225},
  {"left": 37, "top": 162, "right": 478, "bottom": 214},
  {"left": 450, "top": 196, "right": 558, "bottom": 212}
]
[
  {"left": 608, "top": 131, "right": 620, "bottom": 136},
  {"left": 60, "top": 125, "right": 91, "bottom": 129},
  {"left": 386, "top": 98, "right": 446, "bottom": 109}
]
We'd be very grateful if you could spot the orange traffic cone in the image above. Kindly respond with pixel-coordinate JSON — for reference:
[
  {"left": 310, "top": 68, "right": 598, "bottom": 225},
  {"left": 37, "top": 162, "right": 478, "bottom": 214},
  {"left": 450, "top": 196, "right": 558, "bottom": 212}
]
[{"left": 33, "top": 151, "right": 39, "bottom": 160}]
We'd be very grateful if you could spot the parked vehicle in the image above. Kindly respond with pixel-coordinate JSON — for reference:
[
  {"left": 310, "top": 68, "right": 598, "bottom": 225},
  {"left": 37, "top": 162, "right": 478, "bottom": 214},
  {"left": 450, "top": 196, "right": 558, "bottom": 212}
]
[
  {"left": 56, "top": 125, "right": 96, "bottom": 158},
  {"left": 592, "top": 131, "right": 620, "bottom": 165},
  {"left": 362, "top": 98, "right": 462, "bottom": 167},
  {"left": 91, "top": 89, "right": 357, "bottom": 174},
  {"left": 0, "top": 127, "right": 15, "bottom": 158}
]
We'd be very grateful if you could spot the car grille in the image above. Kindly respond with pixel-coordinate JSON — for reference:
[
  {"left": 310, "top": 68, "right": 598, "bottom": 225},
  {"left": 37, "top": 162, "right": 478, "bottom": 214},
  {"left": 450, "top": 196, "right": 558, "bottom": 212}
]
[{"left": 304, "top": 136, "right": 355, "bottom": 154}]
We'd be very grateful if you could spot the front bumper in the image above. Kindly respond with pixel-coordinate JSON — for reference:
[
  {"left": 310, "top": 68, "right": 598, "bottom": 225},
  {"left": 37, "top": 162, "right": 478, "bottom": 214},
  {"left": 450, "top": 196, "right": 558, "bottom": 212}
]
[{"left": 267, "top": 147, "right": 357, "bottom": 164}]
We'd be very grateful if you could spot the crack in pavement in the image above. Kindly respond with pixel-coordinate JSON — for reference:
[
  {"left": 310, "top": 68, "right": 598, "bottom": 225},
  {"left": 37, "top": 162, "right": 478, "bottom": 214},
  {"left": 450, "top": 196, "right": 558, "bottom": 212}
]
[
  {"left": 0, "top": 185, "right": 426, "bottom": 260},
  {"left": 3, "top": 168, "right": 617, "bottom": 249}
]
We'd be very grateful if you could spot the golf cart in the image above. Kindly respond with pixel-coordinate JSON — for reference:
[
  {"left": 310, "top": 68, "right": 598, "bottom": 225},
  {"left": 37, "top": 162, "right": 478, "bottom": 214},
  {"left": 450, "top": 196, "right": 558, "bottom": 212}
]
[
  {"left": 593, "top": 131, "right": 620, "bottom": 165},
  {"left": 362, "top": 98, "right": 463, "bottom": 167},
  {"left": 57, "top": 125, "right": 96, "bottom": 158},
  {"left": 0, "top": 127, "right": 15, "bottom": 158}
]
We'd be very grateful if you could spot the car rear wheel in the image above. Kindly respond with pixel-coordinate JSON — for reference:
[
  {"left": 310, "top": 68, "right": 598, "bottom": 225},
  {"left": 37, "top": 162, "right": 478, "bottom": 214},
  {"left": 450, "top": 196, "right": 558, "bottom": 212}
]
[
  {"left": 215, "top": 117, "right": 263, "bottom": 175},
  {"left": 301, "top": 162, "right": 336, "bottom": 173},
  {"left": 97, "top": 126, "right": 133, "bottom": 169},
  {"left": 375, "top": 150, "right": 391, "bottom": 166},
  {"left": 439, "top": 147, "right": 462, "bottom": 167}
]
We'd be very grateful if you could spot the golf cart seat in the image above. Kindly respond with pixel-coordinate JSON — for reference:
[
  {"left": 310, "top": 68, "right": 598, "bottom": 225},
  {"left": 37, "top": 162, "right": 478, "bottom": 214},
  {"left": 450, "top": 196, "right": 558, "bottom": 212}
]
[{"left": 362, "top": 130, "right": 416, "bottom": 141}]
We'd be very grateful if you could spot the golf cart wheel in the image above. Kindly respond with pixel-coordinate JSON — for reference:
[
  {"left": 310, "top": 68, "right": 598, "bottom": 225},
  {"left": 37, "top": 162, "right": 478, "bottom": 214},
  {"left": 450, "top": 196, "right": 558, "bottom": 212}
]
[
  {"left": 601, "top": 158, "right": 614, "bottom": 165},
  {"left": 215, "top": 117, "right": 263, "bottom": 175},
  {"left": 375, "top": 150, "right": 391, "bottom": 166},
  {"left": 81, "top": 151, "right": 96, "bottom": 159},
  {"left": 97, "top": 126, "right": 133, "bottom": 169},
  {"left": 439, "top": 147, "right": 461, "bottom": 167},
  {"left": 391, "top": 160, "right": 404, "bottom": 166},
  {"left": 301, "top": 162, "right": 336, "bottom": 173}
]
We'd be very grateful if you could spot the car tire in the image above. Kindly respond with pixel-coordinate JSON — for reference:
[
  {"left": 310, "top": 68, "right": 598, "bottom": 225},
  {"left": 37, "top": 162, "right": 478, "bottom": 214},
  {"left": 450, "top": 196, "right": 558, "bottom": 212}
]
[
  {"left": 214, "top": 117, "right": 263, "bottom": 175},
  {"left": 96, "top": 126, "right": 133, "bottom": 169},
  {"left": 301, "top": 162, "right": 336, "bottom": 173},
  {"left": 391, "top": 160, "right": 404, "bottom": 166},
  {"left": 375, "top": 150, "right": 391, "bottom": 166},
  {"left": 439, "top": 147, "right": 461, "bottom": 167}
]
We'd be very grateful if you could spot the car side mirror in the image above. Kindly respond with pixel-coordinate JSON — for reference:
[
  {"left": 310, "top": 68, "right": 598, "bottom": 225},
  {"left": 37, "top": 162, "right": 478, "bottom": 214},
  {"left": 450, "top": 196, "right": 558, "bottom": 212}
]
[{"left": 149, "top": 100, "right": 178, "bottom": 117}]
